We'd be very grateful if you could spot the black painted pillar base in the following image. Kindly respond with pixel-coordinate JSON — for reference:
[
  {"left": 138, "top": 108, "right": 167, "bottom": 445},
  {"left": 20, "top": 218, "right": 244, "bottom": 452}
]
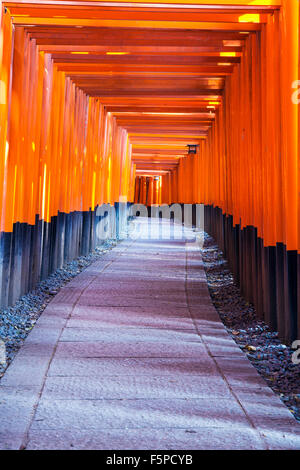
[
  {"left": 0, "top": 203, "right": 131, "bottom": 310},
  {"left": 204, "top": 204, "right": 298, "bottom": 344}
]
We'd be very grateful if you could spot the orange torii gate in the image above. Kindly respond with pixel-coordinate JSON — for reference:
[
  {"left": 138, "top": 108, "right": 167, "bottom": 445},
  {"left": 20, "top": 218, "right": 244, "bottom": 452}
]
[{"left": 0, "top": 0, "right": 299, "bottom": 342}]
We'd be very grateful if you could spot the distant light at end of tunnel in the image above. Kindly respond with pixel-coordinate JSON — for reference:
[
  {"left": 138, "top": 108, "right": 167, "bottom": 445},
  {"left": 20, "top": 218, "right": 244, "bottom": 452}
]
[
  {"left": 142, "top": 112, "right": 192, "bottom": 116},
  {"left": 239, "top": 14, "right": 260, "bottom": 23},
  {"left": 5, "top": 141, "right": 9, "bottom": 167},
  {"left": 106, "top": 52, "right": 130, "bottom": 55},
  {"left": 220, "top": 52, "right": 236, "bottom": 57},
  {"left": 70, "top": 52, "right": 89, "bottom": 55},
  {"left": 0, "top": 80, "right": 6, "bottom": 105}
]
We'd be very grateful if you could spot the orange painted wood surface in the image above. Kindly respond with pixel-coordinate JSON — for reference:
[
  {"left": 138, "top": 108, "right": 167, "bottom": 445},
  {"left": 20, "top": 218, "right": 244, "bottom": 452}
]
[{"left": 0, "top": 0, "right": 299, "bottom": 253}]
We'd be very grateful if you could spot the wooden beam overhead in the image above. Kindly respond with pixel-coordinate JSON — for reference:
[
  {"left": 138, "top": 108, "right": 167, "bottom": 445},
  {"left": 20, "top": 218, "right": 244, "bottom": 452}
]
[{"left": 2, "top": 0, "right": 279, "bottom": 177}]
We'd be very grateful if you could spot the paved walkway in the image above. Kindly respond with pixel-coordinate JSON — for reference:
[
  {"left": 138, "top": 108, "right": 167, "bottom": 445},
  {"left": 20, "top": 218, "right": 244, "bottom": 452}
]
[{"left": 0, "top": 220, "right": 300, "bottom": 450}]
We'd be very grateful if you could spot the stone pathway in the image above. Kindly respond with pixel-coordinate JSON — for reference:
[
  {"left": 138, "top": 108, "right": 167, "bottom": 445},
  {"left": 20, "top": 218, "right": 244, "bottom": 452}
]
[{"left": 0, "top": 220, "right": 299, "bottom": 450}]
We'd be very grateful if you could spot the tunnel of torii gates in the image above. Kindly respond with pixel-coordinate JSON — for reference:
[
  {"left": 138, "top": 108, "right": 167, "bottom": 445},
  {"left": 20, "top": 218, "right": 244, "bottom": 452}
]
[{"left": 0, "top": 0, "right": 299, "bottom": 343}]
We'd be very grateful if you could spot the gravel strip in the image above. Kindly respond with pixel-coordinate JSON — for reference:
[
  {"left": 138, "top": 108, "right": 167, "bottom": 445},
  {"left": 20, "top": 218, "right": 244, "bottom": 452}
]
[
  {"left": 0, "top": 239, "right": 119, "bottom": 379},
  {"left": 201, "top": 233, "right": 300, "bottom": 423}
]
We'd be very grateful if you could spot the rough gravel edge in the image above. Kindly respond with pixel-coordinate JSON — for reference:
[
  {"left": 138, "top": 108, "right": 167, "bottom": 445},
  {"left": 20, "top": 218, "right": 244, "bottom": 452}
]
[
  {"left": 201, "top": 232, "right": 300, "bottom": 423},
  {"left": 0, "top": 237, "right": 122, "bottom": 380}
]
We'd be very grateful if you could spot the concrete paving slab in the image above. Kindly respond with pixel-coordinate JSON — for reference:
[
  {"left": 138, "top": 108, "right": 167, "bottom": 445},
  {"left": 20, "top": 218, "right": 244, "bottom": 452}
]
[
  {"left": 66, "top": 315, "right": 194, "bottom": 330},
  {"left": 1, "top": 355, "right": 53, "bottom": 387},
  {"left": 237, "top": 394, "right": 300, "bottom": 432},
  {"left": 0, "top": 386, "right": 40, "bottom": 437},
  {"left": 212, "top": 356, "right": 279, "bottom": 396},
  {"left": 53, "top": 287, "right": 84, "bottom": 304},
  {"left": 72, "top": 304, "right": 190, "bottom": 318},
  {"left": 60, "top": 327, "right": 198, "bottom": 343},
  {"left": 200, "top": 332, "right": 244, "bottom": 357},
  {"left": 54, "top": 339, "right": 208, "bottom": 359},
  {"left": 47, "top": 357, "right": 219, "bottom": 377},
  {"left": 30, "top": 397, "right": 251, "bottom": 431},
  {"left": 77, "top": 296, "right": 188, "bottom": 308},
  {"left": 25, "top": 427, "right": 266, "bottom": 450},
  {"left": 260, "top": 431, "right": 300, "bottom": 450},
  {"left": 42, "top": 374, "right": 232, "bottom": 400}
]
